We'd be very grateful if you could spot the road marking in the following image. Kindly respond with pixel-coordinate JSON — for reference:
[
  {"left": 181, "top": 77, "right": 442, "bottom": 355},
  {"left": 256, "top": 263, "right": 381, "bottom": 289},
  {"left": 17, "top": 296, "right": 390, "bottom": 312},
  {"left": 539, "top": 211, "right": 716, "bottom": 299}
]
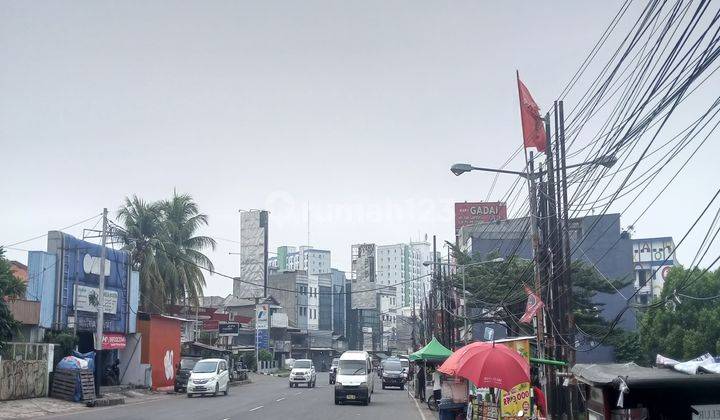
[
  {"left": 276, "top": 397, "right": 285, "bottom": 402},
  {"left": 249, "top": 406, "right": 263, "bottom": 412},
  {"left": 294, "top": 391, "right": 302, "bottom": 395},
  {"left": 412, "top": 395, "right": 427, "bottom": 420}
]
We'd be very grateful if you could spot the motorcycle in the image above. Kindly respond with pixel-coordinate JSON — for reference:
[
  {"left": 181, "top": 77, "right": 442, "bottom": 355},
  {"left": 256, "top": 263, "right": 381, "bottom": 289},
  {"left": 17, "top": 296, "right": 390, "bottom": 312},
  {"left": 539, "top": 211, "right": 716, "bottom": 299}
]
[{"left": 103, "top": 359, "right": 120, "bottom": 386}]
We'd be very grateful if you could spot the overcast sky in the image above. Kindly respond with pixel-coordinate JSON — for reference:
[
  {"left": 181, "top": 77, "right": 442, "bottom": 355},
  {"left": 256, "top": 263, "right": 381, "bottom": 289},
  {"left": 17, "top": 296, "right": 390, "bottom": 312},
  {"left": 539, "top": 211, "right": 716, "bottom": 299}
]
[{"left": 2, "top": 1, "right": 719, "bottom": 297}]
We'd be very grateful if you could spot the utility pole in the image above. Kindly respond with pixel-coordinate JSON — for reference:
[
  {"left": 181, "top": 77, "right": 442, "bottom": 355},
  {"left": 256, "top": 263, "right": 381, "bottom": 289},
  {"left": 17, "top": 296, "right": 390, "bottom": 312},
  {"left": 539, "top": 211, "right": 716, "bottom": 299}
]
[
  {"left": 526, "top": 153, "right": 550, "bottom": 412},
  {"left": 411, "top": 281, "right": 417, "bottom": 351},
  {"left": 432, "top": 235, "right": 438, "bottom": 341},
  {"left": 95, "top": 208, "right": 108, "bottom": 396},
  {"left": 558, "top": 101, "right": 576, "bottom": 418}
]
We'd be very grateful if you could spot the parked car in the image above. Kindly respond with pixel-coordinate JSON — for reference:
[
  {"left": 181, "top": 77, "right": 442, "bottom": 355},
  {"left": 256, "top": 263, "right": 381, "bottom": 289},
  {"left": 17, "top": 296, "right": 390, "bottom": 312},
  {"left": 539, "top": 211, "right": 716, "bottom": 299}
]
[
  {"left": 174, "top": 357, "right": 199, "bottom": 392},
  {"left": 186, "top": 358, "right": 230, "bottom": 398},
  {"left": 329, "top": 358, "right": 339, "bottom": 384},
  {"left": 289, "top": 359, "right": 316, "bottom": 388},
  {"left": 381, "top": 359, "right": 406, "bottom": 390},
  {"left": 334, "top": 351, "right": 374, "bottom": 405}
]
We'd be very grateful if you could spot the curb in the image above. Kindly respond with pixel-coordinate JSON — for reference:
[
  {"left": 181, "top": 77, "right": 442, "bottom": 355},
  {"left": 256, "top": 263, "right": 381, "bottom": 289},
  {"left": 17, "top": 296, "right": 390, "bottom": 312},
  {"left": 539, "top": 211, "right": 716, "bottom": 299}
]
[{"left": 229, "top": 380, "right": 251, "bottom": 387}]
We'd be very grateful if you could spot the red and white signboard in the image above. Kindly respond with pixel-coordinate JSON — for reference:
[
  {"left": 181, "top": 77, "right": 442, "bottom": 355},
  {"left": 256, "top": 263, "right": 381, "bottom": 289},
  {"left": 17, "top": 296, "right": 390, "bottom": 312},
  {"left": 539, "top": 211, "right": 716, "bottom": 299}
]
[
  {"left": 455, "top": 202, "right": 508, "bottom": 233},
  {"left": 101, "top": 333, "right": 126, "bottom": 350}
]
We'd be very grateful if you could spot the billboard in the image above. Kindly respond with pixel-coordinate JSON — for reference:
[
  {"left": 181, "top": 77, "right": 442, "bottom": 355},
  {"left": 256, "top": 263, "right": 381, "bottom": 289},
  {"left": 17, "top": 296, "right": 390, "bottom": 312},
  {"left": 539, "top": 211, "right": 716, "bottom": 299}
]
[
  {"left": 256, "top": 304, "right": 269, "bottom": 329},
  {"left": 74, "top": 285, "right": 118, "bottom": 314},
  {"left": 235, "top": 210, "right": 269, "bottom": 298},
  {"left": 632, "top": 238, "right": 676, "bottom": 265},
  {"left": 455, "top": 202, "right": 508, "bottom": 233},
  {"left": 499, "top": 339, "right": 532, "bottom": 418},
  {"left": 218, "top": 322, "right": 240, "bottom": 336},
  {"left": 47, "top": 231, "right": 133, "bottom": 334}
]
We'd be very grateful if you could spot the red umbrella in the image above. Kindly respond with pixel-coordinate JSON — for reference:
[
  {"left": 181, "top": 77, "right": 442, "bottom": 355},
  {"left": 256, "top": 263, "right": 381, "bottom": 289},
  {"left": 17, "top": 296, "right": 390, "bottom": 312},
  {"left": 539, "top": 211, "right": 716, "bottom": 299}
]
[
  {"left": 438, "top": 342, "right": 530, "bottom": 391},
  {"left": 437, "top": 341, "right": 492, "bottom": 376}
]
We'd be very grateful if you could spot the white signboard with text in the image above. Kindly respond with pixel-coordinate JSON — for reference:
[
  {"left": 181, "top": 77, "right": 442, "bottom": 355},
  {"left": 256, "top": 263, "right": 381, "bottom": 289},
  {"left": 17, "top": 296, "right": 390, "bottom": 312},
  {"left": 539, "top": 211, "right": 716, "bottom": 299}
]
[{"left": 74, "top": 285, "right": 118, "bottom": 314}]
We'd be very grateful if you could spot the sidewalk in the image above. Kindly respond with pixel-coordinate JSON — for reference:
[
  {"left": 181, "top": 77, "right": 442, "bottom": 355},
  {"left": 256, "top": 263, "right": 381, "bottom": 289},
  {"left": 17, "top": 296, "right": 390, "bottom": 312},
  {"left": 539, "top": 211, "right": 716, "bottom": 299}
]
[
  {"left": 0, "top": 389, "right": 171, "bottom": 419},
  {"left": 406, "top": 381, "right": 435, "bottom": 420}
]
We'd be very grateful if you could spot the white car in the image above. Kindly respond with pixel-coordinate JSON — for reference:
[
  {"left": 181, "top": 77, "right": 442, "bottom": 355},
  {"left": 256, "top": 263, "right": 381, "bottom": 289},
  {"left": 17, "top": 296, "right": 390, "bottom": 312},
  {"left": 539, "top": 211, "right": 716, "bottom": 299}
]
[
  {"left": 289, "top": 359, "right": 316, "bottom": 388},
  {"left": 187, "top": 358, "right": 230, "bottom": 397}
]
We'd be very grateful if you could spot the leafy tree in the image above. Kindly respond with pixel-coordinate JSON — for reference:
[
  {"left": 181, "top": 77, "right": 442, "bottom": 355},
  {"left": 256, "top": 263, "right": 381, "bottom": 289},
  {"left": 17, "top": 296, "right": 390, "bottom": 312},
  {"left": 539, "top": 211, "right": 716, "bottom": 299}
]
[
  {"left": 258, "top": 349, "right": 273, "bottom": 362},
  {"left": 0, "top": 248, "right": 27, "bottom": 349},
  {"left": 242, "top": 351, "right": 257, "bottom": 372},
  {"left": 639, "top": 265, "right": 720, "bottom": 361},
  {"left": 449, "top": 245, "right": 632, "bottom": 344},
  {"left": 44, "top": 329, "right": 79, "bottom": 365},
  {"left": 117, "top": 192, "right": 215, "bottom": 311}
]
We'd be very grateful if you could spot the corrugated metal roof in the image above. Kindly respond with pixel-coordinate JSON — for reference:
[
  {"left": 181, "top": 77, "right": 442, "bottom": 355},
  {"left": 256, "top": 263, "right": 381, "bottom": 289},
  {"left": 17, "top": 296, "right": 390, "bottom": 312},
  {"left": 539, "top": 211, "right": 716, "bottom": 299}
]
[{"left": 572, "top": 363, "right": 720, "bottom": 388}]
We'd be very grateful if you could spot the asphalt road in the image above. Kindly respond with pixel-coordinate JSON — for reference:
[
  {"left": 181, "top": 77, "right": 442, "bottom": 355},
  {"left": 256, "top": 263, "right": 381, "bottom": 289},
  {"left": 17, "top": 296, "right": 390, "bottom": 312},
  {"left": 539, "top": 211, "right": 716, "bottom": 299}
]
[{"left": 45, "top": 373, "right": 424, "bottom": 420}]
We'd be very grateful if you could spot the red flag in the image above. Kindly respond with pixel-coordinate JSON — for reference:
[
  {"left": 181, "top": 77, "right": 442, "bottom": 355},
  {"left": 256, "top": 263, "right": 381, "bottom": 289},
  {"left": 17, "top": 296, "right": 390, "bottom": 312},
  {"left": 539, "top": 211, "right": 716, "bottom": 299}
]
[
  {"left": 517, "top": 73, "right": 547, "bottom": 152},
  {"left": 520, "top": 286, "right": 544, "bottom": 324}
]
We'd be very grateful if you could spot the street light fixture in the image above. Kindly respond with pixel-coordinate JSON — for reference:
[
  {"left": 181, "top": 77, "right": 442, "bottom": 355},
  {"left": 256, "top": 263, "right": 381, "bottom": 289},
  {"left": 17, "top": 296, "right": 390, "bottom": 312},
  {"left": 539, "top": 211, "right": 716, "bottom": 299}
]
[
  {"left": 451, "top": 154, "right": 617, "bottom": 178},
  {"left": 423, "top": 258, "right": 505, "bottom": 344}
]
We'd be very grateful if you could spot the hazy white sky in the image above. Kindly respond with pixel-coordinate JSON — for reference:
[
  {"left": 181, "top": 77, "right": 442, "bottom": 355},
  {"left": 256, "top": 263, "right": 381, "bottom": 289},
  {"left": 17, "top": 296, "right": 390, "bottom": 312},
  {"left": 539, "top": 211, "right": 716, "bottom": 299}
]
[{"left": 2, "top": 1, "right": 719, "bottom": 297}]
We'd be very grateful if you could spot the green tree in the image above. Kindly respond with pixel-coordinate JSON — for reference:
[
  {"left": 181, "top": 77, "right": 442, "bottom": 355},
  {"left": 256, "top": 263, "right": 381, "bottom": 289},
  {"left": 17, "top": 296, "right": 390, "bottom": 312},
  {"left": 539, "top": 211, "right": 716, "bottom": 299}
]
[
  {"left": 450, "top": 245, "right": 632, "bottom": 343},
  {"left": 258, "top": 349, "right": 273, "bottom": 362},
  {"left": 639, "top": 265, "right": 720, "bottom": 361},
  {"left": 0, "top": 248, "right": 27, "bottom": 349},
  {"left": 159, "top": 192, "right": 216, "bottom": 306},
  {"left": 117, "top": 195, "right": 170, "bottom": 311},
  {"left": 117, "top": 192, "right": 215, "bottom": 311}
]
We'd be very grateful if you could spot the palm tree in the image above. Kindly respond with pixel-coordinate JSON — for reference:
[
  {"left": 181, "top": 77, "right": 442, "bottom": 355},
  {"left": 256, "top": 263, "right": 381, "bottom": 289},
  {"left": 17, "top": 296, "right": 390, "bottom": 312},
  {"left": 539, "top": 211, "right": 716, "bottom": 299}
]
[
  {"left": 116, "top": 196, "right": 169, "bottom": 311},
  {"left": 159, "top": 191, "right": 216, "bottom": 306}
]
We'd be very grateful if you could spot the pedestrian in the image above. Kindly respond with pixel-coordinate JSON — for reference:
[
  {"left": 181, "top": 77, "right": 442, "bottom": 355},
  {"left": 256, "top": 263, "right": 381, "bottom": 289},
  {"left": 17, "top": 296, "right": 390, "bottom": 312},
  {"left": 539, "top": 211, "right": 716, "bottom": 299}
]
[
  {"left": 416, "top": 363, "right": 426, "bottom": 401},
  {"left": 432, "top": 368, "right": 442, "bottom": 403}
]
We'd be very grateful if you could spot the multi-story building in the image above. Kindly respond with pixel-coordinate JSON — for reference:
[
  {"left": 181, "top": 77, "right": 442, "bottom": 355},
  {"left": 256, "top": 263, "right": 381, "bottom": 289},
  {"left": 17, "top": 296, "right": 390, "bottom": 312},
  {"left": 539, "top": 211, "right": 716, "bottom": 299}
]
[
  {"left": 266, "top": 270, "right": 339, "bottom": 334},
  {"left": 632, "top": 237, "right": 678, "bottom": 304},
  {"left": 318, "top": 274, "right": 333, "bottom": 331},
  {"left": 460, "top": 213, "right": 635, "bottom": 363},
  {"left": 331, "top": 269, "right": 346, "bottom": 336},
  {"left": 266, "top": 271, "right": 309, "bottom": 329},
  {"left": 269, "top": 245, "right": 331, "bottom": 275},
  {"left": 375, "top": 244, "right": 423, "bottom": 310}
]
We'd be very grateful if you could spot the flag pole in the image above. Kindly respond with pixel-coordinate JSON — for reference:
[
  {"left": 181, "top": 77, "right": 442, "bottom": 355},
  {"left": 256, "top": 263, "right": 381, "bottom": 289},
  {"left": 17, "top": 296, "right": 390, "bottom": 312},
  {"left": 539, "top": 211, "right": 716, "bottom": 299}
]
[{"left": 518, "top": 70, "right": 548, "bottom": 407}]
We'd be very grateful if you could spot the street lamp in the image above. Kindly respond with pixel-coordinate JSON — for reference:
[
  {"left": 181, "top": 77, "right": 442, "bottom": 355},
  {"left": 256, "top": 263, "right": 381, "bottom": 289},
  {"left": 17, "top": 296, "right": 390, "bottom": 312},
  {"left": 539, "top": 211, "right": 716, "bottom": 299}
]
[
  {"left": 451, "top": 154, "right": 616, "bottom": 178},
  {"left": 423, "top": 258, "right": 505, "bottom": 344}
]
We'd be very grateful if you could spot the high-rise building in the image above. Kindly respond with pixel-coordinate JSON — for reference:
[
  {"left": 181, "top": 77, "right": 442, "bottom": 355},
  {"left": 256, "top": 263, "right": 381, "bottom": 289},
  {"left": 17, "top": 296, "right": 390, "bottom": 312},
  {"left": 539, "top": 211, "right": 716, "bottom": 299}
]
[
  {"left": 331, "top": 269, "right": 346, "bottom": 336},
  {"left": 235, "top": 210, "right": 269, "bottom": 298},
  {"left": 269, "top": 245, "right": 331, "bottom": 275}
]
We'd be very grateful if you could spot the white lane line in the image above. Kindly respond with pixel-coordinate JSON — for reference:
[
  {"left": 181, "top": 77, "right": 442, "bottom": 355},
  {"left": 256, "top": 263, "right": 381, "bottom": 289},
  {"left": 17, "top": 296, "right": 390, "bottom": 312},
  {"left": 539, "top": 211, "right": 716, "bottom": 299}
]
[
  {"left": 294, "top": 391, "right": 302, "bottom": 396},
  {"left": 276, "top": 397, "right": 285, "bottom": 402},
  {"left": 249, "top": 406, "right": 264, "bottom": 412},
  {"left": 412, "top": 395, "right": 427, "bottom": 420}
]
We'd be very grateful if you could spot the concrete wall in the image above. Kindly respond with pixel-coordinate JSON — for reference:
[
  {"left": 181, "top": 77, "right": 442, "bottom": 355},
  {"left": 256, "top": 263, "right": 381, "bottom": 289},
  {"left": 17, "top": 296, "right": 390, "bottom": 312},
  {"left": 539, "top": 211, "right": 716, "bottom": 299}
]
[
  {"left": 118, "top": 333, "right": 145, "bottom": 386},
  {"left": 0, "top": 343, "right": 52, "bottom": 401}
]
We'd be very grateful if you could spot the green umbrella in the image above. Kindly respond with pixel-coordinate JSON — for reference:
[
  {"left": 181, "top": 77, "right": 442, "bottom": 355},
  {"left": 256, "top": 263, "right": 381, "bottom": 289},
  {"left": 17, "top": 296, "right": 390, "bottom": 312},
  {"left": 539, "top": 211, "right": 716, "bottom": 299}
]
[{"left": 409, "top": 337, "right": 453, "bottom": 362}]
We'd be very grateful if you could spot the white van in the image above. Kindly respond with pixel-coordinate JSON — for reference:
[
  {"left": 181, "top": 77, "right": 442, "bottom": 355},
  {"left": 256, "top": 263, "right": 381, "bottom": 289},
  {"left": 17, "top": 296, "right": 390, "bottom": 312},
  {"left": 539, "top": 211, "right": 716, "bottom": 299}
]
[{"left": 334, "top": 351, "right": 374, "bottom": 405}]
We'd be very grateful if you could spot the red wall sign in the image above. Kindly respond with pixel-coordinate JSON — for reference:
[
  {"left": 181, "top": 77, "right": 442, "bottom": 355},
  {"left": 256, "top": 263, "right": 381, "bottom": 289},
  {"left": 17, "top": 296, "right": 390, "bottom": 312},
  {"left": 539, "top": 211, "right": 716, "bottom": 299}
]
[
  {"left": 101, "top": 333, "right": 127, "bottom": 350},
  {"left": 455, "top": 202, "right": 508, "bottom": 233}
]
